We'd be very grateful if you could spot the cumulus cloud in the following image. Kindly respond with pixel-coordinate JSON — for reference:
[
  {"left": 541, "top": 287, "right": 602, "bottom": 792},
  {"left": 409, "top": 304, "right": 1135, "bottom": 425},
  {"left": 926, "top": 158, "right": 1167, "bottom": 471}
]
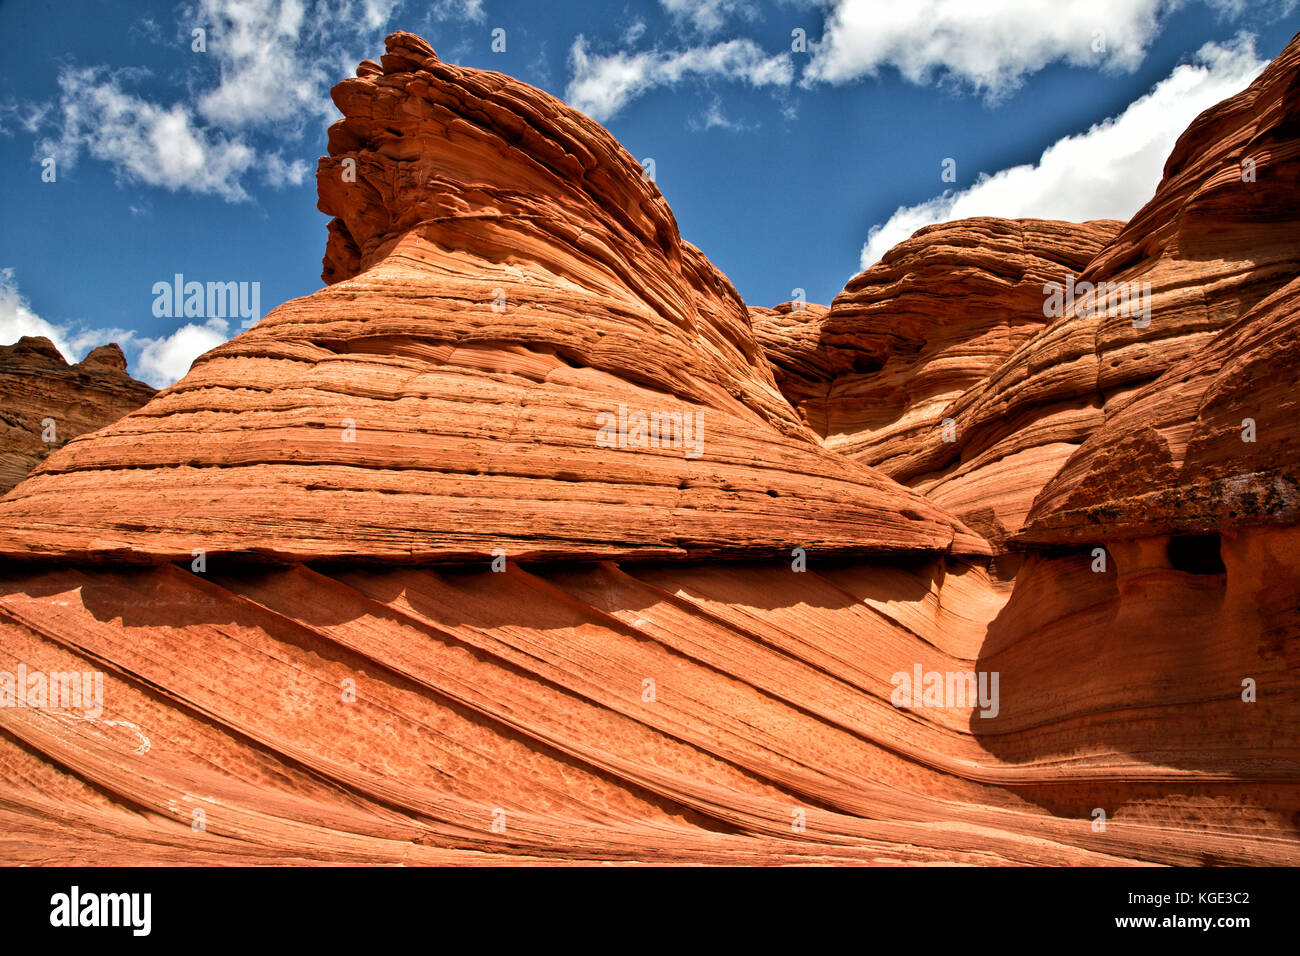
[
  {"left": 31, "top": 0, "right": 406, "bottom": 202},
  {"left": 190, "top": 0, "right": 335, "bottom": 129},
  {"left": 566, "top": 35, "right": 793, "bottom": 122},
  {"left": 189, "top": 0, "right": 484, "bottom": 126},
  {"left": 136, "top": 317, "right": 231, "bottom": 387},
  {"left": 39, "top": 67, "right": 260, "bottom": 201},
  {"left": 806, "top": 0, "right": 1173, "bottom": 94},
  {"left": 859, "top": 35, "right": 1267, "bottom": 269}
]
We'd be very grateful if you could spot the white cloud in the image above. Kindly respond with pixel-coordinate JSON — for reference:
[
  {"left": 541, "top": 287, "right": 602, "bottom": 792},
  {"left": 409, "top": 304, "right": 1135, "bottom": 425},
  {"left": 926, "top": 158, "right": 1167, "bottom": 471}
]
[
  {"left": 69, "top": 327, "right": 139, "bottom": 358},
  {"left": 189, "top": 0, "right": 473, "bottom": 128},
  {"left": 136, "top": 317, "right": 231, "bottom": 387},
  {"left": 360, "top": 0, "right": 405, "bottom": 30},
  {"left": 660, "top": 0, "right": 752, "bottom": 35},
  {"left": 260, "top": 151, "right": 311, "bottom": 187},
  {"left": 428, "top": 0, "right": 484, "bottom": 21},
  {"left": 187, "top": 0, "right": 479, "bottom": 130},
  {"left": 807, "top": 0, "right": 1173, "bottom": 94},
  {"left": 566, "top": 35, "right": 793, "bottom": 122},
  {"left": 624, "top": 20, "right": 648, "bottom": 45},
  {"left": 31, "top": 1, "right": 407, "bottom": 203},
  {"left": 859, "top": 35, "right": 1267, "bottom": 269},
  {"left": 192, "top": 0, "right": 332, "bottom": 129},
  {"left": 0, "top": 100, "right": 49, "bottom": 137},
  {"left": 689, "top": 97, "right": 756, "bottom": 132},
  {"left": 0, "top": 269, "right": 78, "bottom": 360},
  {"left": 38, "top": 67, "right": 260, "bottom": 201},
  {"left": 1205, "top": 0, "right": 1298, "bottom": 16}
]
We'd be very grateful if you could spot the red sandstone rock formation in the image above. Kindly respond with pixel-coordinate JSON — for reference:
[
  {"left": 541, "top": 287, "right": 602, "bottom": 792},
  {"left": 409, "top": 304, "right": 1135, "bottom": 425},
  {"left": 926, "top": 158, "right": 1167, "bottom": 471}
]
[
  {"left": 0, "top": 336, "right": 154, "bottom": 494},
  {"left": 0, "top": 30, "right": 1297, "bottom": 867},
  {"left": 756, "top": 31, "right": 1300, "bottom": 550},
  {"left": 0, "top": 32, "right": 983, "bottom": 565}
]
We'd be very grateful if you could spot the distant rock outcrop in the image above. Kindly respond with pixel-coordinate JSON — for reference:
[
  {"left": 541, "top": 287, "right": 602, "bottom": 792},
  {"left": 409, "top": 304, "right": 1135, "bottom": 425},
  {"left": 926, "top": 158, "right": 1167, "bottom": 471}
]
[{"left": 0, "top": 337, "right": 154, "bottom": 495}]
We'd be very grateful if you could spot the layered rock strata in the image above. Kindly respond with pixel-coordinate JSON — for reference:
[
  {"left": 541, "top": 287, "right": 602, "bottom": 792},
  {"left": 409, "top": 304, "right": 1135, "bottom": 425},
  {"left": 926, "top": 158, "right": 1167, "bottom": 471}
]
[
  {"left": 891, "top": 36, "right": 1299, "bottom": 546},
  {"left": 755, "top": 218, "right": 1121, "bottom": 546}
]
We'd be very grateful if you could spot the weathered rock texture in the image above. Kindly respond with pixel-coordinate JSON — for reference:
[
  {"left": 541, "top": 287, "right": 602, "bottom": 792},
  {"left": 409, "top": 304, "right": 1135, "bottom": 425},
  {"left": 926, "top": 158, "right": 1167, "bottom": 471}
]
[
  {"left": 899, "top": 35, "right": 1300, "bottom": 547},
  {"left": 3, "top": 552, "right": 1294, "bottom": 866},
  {"left": 0, "top": 337, "right": 154, "bottom": 494},
  {"left": 757, "top": 32, "right": 1300, "bottom": 550},
  {"left": 749, "top": 300, "right": 834, "bottom": 411},
  {"left": 1022, "top": 276, "right": 1300, "bottom": 544},
  {"left": 756, "top": 218, "right": 1122, "bottom": 546},
  {"left": 0, "top": 31, "right": 1298, "bottom": 867}
]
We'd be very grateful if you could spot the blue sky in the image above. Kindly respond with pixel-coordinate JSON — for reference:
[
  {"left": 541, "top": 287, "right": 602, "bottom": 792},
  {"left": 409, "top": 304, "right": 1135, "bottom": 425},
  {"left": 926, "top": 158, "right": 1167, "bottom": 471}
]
[{"left": 1, "top": 0, "right": 1297, "bottom": 386}]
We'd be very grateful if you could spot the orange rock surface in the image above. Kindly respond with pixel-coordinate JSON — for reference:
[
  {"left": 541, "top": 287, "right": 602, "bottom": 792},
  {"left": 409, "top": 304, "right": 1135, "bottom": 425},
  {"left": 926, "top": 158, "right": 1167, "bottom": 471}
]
[
  {"left": 1022, "top": 276, "right": 1300, "bottom": 544},
  {"left": 0, "top": 337, "right": 154, "bottom": 494},
  {"left": 0, "top": 31, "right": 1297, "bottom": 866}
]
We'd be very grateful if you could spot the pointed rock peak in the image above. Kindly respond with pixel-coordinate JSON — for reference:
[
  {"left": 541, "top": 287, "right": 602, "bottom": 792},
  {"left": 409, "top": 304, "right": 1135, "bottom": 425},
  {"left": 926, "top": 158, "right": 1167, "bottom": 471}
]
[
  {"left": 317, "top": 31, "right": 677, "bottom": 288},
  {"left": 76, "top": 343, "right": 128, "bottom": 373},
  {"left": 4, "top": 335, "right": 67, "bottom": 365},
  {"left": 381, "top": 31, "right": 439, "bottom": 71}
]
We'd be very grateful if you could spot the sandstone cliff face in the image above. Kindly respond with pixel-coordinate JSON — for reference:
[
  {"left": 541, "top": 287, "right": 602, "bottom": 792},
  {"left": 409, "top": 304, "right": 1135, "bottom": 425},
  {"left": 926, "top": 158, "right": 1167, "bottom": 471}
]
[
  {"left": 1021, "top": 276, "right": 1300, "bottom": 544},
  {"left": 0, "top": 30, "right": 1297, "bottom": 867},
  {"left": 0, "top": 337, "right": 154, "bottom": 495}
]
